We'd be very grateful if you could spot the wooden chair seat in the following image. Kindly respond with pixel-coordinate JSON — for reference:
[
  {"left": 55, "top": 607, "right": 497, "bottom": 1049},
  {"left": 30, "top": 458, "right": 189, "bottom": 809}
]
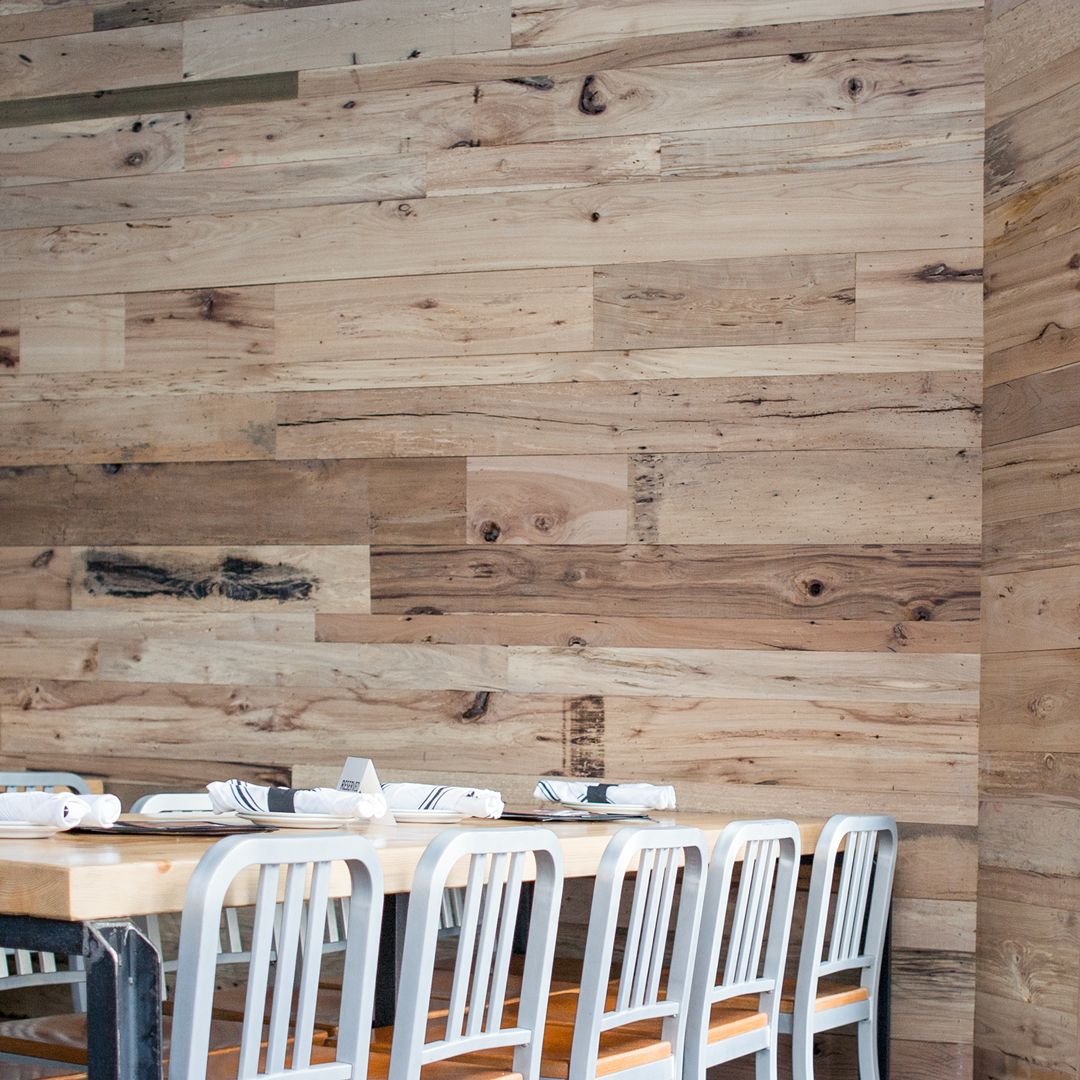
[
  {"left": 725, "top": 978, "right": 870, "bottom": 1015},
  {"left": 368, "top": 1050, "right": 522, "bottom": 1080}
]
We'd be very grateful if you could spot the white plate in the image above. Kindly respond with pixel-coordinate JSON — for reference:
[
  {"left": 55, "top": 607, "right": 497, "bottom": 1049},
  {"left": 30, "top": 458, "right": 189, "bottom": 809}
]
[
  {"left": 558, "top": 801, "right": 652, "bottom": 815},
  {"left": 392, "top": 810, "right": 464, "bottom": 825},
  {"left": 0, "top": 821, "right": 62, "bottom": 838},
  {"left": 237, "top": 812, "right": 355, "bottom": 829}
]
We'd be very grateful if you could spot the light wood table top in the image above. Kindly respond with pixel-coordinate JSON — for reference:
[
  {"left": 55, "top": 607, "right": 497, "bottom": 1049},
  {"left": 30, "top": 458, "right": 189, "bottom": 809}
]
[{"left": 0, "top": 812, "right": 825, "bottom": 922}]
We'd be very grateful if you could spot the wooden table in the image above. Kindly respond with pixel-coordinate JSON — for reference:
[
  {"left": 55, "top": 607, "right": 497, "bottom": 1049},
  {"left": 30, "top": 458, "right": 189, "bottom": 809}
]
[{"left": 0, "top": 813, "right": 833, "bottom": 1080}]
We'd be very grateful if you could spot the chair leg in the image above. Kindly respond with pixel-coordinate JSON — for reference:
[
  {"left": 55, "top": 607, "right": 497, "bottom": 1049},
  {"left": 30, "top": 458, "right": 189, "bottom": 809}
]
[
  {"left": 856, "top": 1015, "right": 880, "bottom": 1080},
  {"left": 754, "top": 1043, "right": 777, "bottom": 1080},
  {"left": 790, "top": 1014, "right": 814, "bottom": 1080}
]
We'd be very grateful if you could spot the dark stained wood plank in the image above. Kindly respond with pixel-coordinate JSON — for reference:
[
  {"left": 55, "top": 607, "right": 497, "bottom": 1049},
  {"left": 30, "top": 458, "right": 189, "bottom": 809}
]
[
  {"left": 301, "top": 10, "right": 984, "bottom": 96},
  {"left": 0, "top": 458, "right": 465, "bottom": 545},
  {"left": 314, "top": 612, "right": 980, "bottom": 651},
  {"left": 981, "top": 650, "right": 1080, "bottom": 754},
  {"left": 369, "top": 544, "right": 981, "bottom": 620},
  {"left": 0, "top": 546, "right": 71, "bottom": 610},
  {"left": 0, "top": 71, "right": 297, "bottom": 129},
  {"left": 984, "top": 361, "right": 1080, "bottom": 446},
  {"left": 276, "top": 371, "right": 981, "bottom": 459},
  {"left": 592, "top": 254, "right": 854, "bottom": 349},
  {"left": 985, "top": 506, "right": 1080, "bottom": 576}
]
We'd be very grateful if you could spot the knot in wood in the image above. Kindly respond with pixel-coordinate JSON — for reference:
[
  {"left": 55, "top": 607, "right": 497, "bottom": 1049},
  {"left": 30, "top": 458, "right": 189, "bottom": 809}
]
[
  {"left": 805, "top": 579, "right": 825, "bottom": 598},
  {"left": 124, "top": 151, "right": 145, "bottom": 168},
  {"left": 788, "top": 53, "right": 810, "bottom": 62},
  {"left": 578, "top": 75, "right": 607, "bottom": 115},
  {"left": 912, "top": 606, "right": 931, "bottom": 621},
  {"left": 532, "top": 515, "right": 554, "bottom": 532},
  {"left": 843, "top": 76, "right": 865, "bottom": 99},
  {"left": 480, "top": 521, "right": 501, "bottom": 542},
  {"left": 395, "top": 202, "right": 415, "bottom": 217}
]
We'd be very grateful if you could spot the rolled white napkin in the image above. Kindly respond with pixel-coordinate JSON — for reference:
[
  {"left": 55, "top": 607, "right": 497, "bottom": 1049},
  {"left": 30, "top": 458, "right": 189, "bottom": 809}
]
[
  {"left": 534, "top": 780, "right": 676, "bottom": 811},
  {"left": 0, "top": 791, "right": 121, "bottom": 830},
  {"left": 207, "top": 780, "right": 387, "bottom": 820},
  {"left": 382, "top": 783, "right": 504, "bottom": 820}
]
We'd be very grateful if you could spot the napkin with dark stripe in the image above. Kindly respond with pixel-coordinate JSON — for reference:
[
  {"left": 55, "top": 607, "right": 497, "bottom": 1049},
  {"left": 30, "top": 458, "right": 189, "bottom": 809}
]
[
  {"left": 382, "top": 783, "right": 503, "bottom": 819},
  {"left": 207, "top": 780, "right": 387, "bottom": 819},
  {"left": 534, "top": 780, "right": 676, "bottom": 810}
]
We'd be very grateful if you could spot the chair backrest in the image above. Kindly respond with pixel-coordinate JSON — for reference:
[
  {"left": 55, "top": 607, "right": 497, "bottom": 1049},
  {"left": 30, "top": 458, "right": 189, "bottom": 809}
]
[
  {"left": 794, "top": 815, "right": 897, "bottom": 1014},
  {"left": 388, "top": 827, "right": 564, "bottom": 1080},
  {"left": 131, "top": 792, "right": 214, "bottom": 813},
  {"left": 570, "top": 825, "right": 708, "bottom": 1080},
  {"left": 0, "top": 770, "right": 90, "bottom": 795},
  {"left": 168, "top": 832, "right": 384, "bottom": 1080},
  {"left": 684, "top": 819, "right": 800, "bottom": 1075}
]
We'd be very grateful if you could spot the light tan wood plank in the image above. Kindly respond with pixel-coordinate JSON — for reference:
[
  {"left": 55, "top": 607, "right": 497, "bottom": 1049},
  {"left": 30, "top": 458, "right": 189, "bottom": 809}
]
[
  {"left": 504, "top": 646, "right": 978, "bottom": 703},
  {"left": 988, "top": 39, "right": 1080, "bottom": 132},
  {"left": 509, "top": 0, "right": 981, "bottom": 48},
  {"left": 0, "top": 24, "right": 182, "bottom": 102},
  {"left": 0, "top": 458, "right": 465, "bottom": 546},
  {"left": 0, "top": 547, "right": 71, "bottom": 610},
  {"left": 975, "top": 992, "right": 1077, "bottom": 1078},
  {"left": 986, "top": 162, "right": 1080, "bottom": 266},
  {"left": 0, "top": 6, "right": 91, "bottom": 42},
  {"left": 895, "top": 822, "right": 977, "bottom": 901},
  {"left": 276, "top": 266, "right": 591, "bottom": 363},
  {"left": 892, "top": 947, "right": 974, "bottom": 1044},
  {"left": 984, "top": 425, "right": 1080, "bottom": 525},
  {"left": 18, "top": 294, "right": 124, "bottom": 373},
  {"left": 662, "top": 112, "right": 983, "bottom": 180},
  {"left": 426, "top": 135, "right": 658, "bottom": 196},
  {"left": 0, "top": 113, "right": 185, "bottom": 188},
  {"left": 984, "top": 506, "right": 1080, "bottom": 576},
  {"left": 370, "top": 544, "right": 981, "bottom": 621},
  {"left": 182, "top": 0, "right": 510, "bottom": 82},
  {"left": 893, "top": 898, "right": 976, "bottom": 952},
  {"left": 982, "top": 751, "right": 1080, "bottom": 803},
  {"left": 889, "top": 1040, "right": 972, "bottom": 1080},
  {"left": 70, "top": 545, "right": 369, "bottom": 613},
  {"left": 0, "top": 341, "right": 983, "bottom": 402},
  {"left": 984, "top": 0, "right": 1080, "bottom": 98},
  {"left": 467, "top": 455, "right": 627, "bottom": 545},
  {"left": 980, "top": 795, "right": 1080, "bottom": 876},
  {"left": 0, "top": 610, "right": 314, "bottom": 641},
  {"left": 190, "top": 45, "right": 982, "bottom": 170},
  {"left": 314, "top": 613, "right": 979, "bottom": 652},
  {"left": 97, "top": 639, "right": 509, "bottom": 689},
  {"left": 276, "top": 371, "right": 981, "bottom": 460},
  {"left": 0, "top": 154, "right": 425, "bottom": 231},
  {"left": 125, "top": 286, "right": 273, "bottom": 369},
  {"left": 631, "top": 450, "right": 980, "bottom": 545},
  {"left": 0, "top": 298, "right": 17, "bottom": 370},
  {"left": 985, "top": 566, "right": 1080, "bottom": 654},
  {"left": 0, "top": 637, "right": 98, "bottom": 679},
  {"left": 855, "top": 248, "right": 983, "bottom": 341},
  {"left": 980, "top": 864, "right": 1080, "bottom": 914},
  {"left": 981, "top": 650, "right": 1080, "bottom": 754},
  {"left": 0, "top": 392, "right": 276, "bottom": 465},
  {"left": 593, "top": 254, "right": 854, "bottom": 349},
  {"left": 0, "top": 164, "right": 982, "bottom": 300},
  {"left": 984, "top": 361, "right": 1080, "bottom": 446}
]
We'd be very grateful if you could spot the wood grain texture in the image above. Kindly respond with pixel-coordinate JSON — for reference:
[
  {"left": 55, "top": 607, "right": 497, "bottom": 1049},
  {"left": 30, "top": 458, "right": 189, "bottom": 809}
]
[
  {"left": 984, "top": 506, "right": 1080, "bottom": 576},
  {"left": 276, "top": 267, "right": 592, "bottom": 363},
  {"left": 974, "top": 1046, "right": 1073, "bottom": 1080},
  {"left": 979, "top": 864, "right": 1080, "bottom": 915},
  {"left": 592, "top": 254, "right": 854, "bottom": 349},
  {"left": 631, "top": 449, "right": 980, "bottom": 544},
  {"left": 69, "top": 545, "right": 370, "bottom": 613},
  {"left": 980, "top": 795, "right": 1080, "bottom": 877},
  {"left": 0, "top": 637, "right": 99, "bottom": 679},
  {"left": 0, "top": 609, "right": 315, "bottom": 641},
  {"left": 984, "top": 362, "right": 1080, "bottom": 446},
  {"left": 984, "top": 566, "right": 1080, "bottom": 654},
  {"left": 508, "top": 0, "right": 981, "bottom": 48},
  {"left": 0, "top": 299, "right": 15, "bottom": 371},
  {"left": 182, "top": 0, "right": 510, "bottom": 82},
  {"left": 0, "top": 341, "right": 985, "bottom": 402},
  {"left": 984, "top": 0, "right": 1080, "bottom": 97},
  {"left": 892, "top": 946, "right": 976, "bottom": 1043},
  {"left": 894, "top": 822, "right": 977, "bottom": 901},
  {"left": 125, "top": 286, "right": 274, "bottom": 368},
  {"left": 191, "top": 45, "right": 982, "bottom": 170},
  {"left": 0, "top": 24, "right": 183, "bottom": 102},
  {"left": 0, "top": 6, "right": 91, "bottom": 42},
  {"left": 466, "top": 455, "right": 628, "bottom": 545},
  {"left": 893, "top": 897, "right": 976, "bottom": 952},
  {"left": 369, "top": 544, "right": 981, "bottom": 620},
  {"left": 855, "top": 247, "right": 983, "bottom": 341},
  {"left": 0, "top": 392, "right": 276, "bottom": 465},
  {"left": 0, "top": 458, "right": 466, "bottom": 545},
  {"left": 0, "top": 547, "right": 71, "bottom": 610},
  {"left": 984, "top": 426, "right": 1080, "bottom": 525},
  {"left": 985, "top": 162, "right": 1080, "bottom": 267},
  {"left": 1, "top": 155, "right": 426, "bottom": 231},
  {"left": 90, "top": 0, "right": 377, "bottom": 31},
  {"left": 0, "top": 113, "right": 185, "bottom": 187},
  {"left": 314, "top": 613, "right": 979, "bottom": 651},
  {"left": 982, "top": 751, "right": 1080, "bottom": 803},
  {"left": 18, "top": 294, "right": 125, "bottom": 373},
  {"left": 889, "top": 1040, "right": 973, "bottom": 1080},
  {"left": 276, "top": 371, "right": 981, "bottom": 459},
  {"left": 985, "top": 40, "right": 1080, "bottom": 127},
  {"left": 981, "top": 650, "right": 1080, "bottom": 754},
  {"left": 0, "top": 164, "right": 982, "bottom": 300},
  {"left": 974, "top": 990, "right": 1077, "bottom": 1077}
]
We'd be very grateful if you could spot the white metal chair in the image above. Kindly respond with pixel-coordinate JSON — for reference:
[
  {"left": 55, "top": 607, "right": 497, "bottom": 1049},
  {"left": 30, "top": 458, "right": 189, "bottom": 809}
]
[
  {"left": 379, "top": 826, "right": 564, "bottom": 1080},
  {"left": 168, "top": 830, "right": 385, "bottom": 1080},
  {"left": 0, "top": 773, "right": 91, "bottom": 1015},
  {"left": 780, "top": 814, "right": 897, "bottom": 1080},
  {"left": 683, "top": 819, "right": 800, "bottom": 1080}
]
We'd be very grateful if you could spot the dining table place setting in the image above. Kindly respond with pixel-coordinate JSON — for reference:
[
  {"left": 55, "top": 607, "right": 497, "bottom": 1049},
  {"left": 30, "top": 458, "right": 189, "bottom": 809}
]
[{"left": 0, "top": 788, "right": 122, "bottom": 838}]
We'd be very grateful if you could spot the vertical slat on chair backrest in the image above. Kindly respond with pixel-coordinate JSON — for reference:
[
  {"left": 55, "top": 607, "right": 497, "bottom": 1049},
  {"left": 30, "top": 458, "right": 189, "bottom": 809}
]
[
  {"left": 724, "top": 838, "right": 779, "bottom": 985},
  {"left": 484, "top": 852, "right": 524, "bottom": 1034},
  {"left": 265, "top": 862, "right": 307, "bottom": 1073},
  {"left": 465, "top": 853, "right": 507, "bottom": 1037},
  {"left": 615, "top": 847, "right": 656, "bottom": 1012},
  {"left": 445, "top": 852, "right": 487, "bottom": 1038},
  {"left": 643, "top": 849, "right": 678, "bottom": 1006},
  {"left": 238, "top": 863, "right": 281, "bottom": 1079},
  {"left": 292, "top": 860, "right": 332, "bottom": 1070},
  {"left": 828, "top": 831, "right": 875, "bottom": 964}
]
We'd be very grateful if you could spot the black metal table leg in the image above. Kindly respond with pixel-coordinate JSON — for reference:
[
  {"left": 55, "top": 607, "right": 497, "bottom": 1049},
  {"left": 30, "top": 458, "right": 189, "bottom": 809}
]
[
  {"left": 878, "top": 906, "right": 891, "bottom": 1079},
  {"left": 0, "top": 914, "right": 162, "bottom": 1080}
]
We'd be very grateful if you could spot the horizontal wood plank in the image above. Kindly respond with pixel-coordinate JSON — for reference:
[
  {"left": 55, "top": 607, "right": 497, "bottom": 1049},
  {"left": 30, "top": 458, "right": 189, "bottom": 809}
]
[
  {"left": 369, "top": 543, "right": 981, "bottom": 620},
  {"left": 979, "top": 864, "right": 1080, "bottom": 914},
  {"left": 892, "top": 897, "right": 976, "bottom": 952},
  {"left": 18, "top": 294, "right": 124, "bottom": 373},
  {"left": 980, "top": 795, "right": 1080, "bottom": 876},
  {"left": 981, "top": 650, "right": 1080, "bottom": 753},
  {"left": 982, "top": 751, "right": 1080, "bottom": 802},
  {"left": 276, "top": 371, "right": 982, "bottom": 459},
  {"left": 592, "top": 254, "right": 854, "bottom": 349},
  {"left": 0, "top": 164, "right": 982, "bottom": 299},
  {"left": 985, "top": 39, "right": 1080, "bottom": 127},
  {"left": 985, "top": 161, "right": 1080, "bottom": 269},
  {"left": 632, "top": 449, "right": 980, "bottom": 544},
  {"left": 985, "top": 565, "right": 1080, "bottom": 654},
  {"left": 0, "top": 546, "right": 71, "bottom": 610},
  {"left": 983, "top": 0, "right": 1080, "bottom": 98},
  {"left": 974, "top": 990, "right": 1077, "bottom": 1076},
  {"left": 0, "top": 6, "right": 92, "bottom": 43},
  {"left": 984, "top": 361, "right": 1080, "bottom": 446},
  {"left": 0, "top": 298, "right": 15, "bottom": 370},
  {"left": 0, "top": 637, "right": 99, "bottom": 679},
  {"left": 892, "top": 946, "right": 975, "bottom": 1043},
  {"left": 984, "top": 506, "right": 1080, "bottom": 576},
  {"left": 888, "top": 1039, "right": 973, "bottom": 1080},
  {"left": 984, "top": 425, "right": 1080, "bottom": 525},
  {"left": 0, "top": 458, "right": 466, "bottom": 545},
  {"left": 0, "top": 609, "right": 315, "bottom": 641},
  {"left": 894, "top": 822, "right": 977, "bottom": 901}
]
